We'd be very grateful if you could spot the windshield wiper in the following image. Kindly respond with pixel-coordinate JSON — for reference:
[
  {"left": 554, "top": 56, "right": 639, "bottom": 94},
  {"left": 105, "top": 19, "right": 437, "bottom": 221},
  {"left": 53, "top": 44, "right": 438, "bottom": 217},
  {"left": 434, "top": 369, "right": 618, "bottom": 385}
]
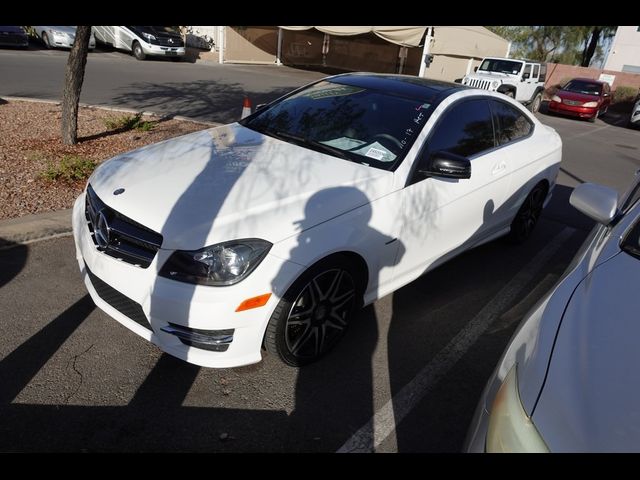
[{"left": 269, "top": 131, "right": 352, "bottom": 161}]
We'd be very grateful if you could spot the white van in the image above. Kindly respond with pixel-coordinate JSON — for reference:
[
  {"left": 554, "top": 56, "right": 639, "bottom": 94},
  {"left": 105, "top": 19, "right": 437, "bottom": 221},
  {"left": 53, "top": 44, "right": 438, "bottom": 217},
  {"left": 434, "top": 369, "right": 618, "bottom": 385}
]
[{"left": 92, "top": 26, "right": 185, "bottom": 60}]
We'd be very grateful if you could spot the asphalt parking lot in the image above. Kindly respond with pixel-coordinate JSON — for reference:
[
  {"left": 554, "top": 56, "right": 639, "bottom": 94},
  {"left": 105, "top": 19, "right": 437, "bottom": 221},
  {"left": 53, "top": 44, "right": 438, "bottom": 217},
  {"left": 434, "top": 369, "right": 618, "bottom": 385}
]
[{"left": 1, "top": 48, "right": 639, "bottom": 451}]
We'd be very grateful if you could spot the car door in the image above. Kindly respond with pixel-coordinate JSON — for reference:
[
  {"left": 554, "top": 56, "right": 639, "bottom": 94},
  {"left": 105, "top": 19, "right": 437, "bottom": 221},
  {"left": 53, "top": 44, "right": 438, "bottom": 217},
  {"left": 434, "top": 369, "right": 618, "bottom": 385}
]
[
  {"left": 519, "top": 64, "right": 537, "bottom": 101},
  {"left": 392, "top": 97, "right": 511, "bottom": 286},
  {"left": 487, "top": 99, "right": 537, "bottom": 227}
]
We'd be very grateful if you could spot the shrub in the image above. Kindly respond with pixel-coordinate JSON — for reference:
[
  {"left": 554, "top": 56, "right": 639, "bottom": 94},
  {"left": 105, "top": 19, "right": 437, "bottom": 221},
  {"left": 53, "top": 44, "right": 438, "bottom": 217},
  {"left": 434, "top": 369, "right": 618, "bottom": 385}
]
[
  {"left": 41, "top": 155, "right": 97, "bottom": 182},
  {"left": 613, "top": 85, "right": 639, "bottom": 104},
  {"left": 104, "top": 112, "right": 155, "bottom": 132}
]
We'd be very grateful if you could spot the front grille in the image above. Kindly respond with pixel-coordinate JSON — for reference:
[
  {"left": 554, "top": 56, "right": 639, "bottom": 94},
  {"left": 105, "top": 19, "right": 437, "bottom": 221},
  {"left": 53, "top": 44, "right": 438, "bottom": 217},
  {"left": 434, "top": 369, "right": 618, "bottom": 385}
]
[
  {"left": 464, "top": 78, "right": 493, "bottom": 90},
  {"left": 563, "top": 99, "right": 583, "bottom": 106},
  {"left": 85, "top": 262, "right": 150, "bottom": 330},
  {"left": 154, "top": 37, "right": 183, "bottom": 47},
  {"left": 85, "top": 185, "right": 162, "bottom": 268}
]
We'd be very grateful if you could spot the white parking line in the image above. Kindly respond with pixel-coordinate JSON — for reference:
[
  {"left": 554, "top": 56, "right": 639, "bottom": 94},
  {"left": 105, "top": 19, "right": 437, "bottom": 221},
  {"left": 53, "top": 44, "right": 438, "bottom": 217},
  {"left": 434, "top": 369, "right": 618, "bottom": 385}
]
[{"left": 337, "top": 226, "right": 575, "bottom": 453}]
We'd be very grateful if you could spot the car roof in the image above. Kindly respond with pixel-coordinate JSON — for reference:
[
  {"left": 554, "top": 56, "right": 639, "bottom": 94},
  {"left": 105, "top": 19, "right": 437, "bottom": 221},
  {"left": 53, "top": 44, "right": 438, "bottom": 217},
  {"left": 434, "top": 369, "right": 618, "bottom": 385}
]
[{"left": 327, "top": 72, "right": 467, "bottom": 101}]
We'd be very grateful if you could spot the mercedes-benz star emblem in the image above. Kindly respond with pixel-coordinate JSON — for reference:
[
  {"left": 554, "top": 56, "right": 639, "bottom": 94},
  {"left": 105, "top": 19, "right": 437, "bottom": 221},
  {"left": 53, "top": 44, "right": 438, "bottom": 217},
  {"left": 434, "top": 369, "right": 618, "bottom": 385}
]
[
  {"left": 95, "top": 210, "right": 111, "bottom": 249},
  {"left": 113, "top": 188, "right": 125, "bottom": 195}
]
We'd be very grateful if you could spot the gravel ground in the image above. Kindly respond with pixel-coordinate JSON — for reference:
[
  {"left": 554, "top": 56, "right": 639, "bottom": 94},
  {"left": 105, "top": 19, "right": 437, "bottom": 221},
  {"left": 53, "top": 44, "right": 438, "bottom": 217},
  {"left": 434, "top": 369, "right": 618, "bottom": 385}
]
[{"left": 0, "top": 99, "right": 210, "bottom": 220}]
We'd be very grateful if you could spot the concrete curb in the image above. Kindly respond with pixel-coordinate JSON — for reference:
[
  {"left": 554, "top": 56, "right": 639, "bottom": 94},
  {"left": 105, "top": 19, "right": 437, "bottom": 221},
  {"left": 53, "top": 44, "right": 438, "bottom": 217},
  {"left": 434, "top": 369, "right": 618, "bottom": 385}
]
[
  {"left": 0, "top": 97, "right": 223, "bottom": 247},
  {"left": 0, "top": 209, "right": 73, "bottom": 249},
  {"left": 0, "top": 96, "right": 222, "bottom": 127}
]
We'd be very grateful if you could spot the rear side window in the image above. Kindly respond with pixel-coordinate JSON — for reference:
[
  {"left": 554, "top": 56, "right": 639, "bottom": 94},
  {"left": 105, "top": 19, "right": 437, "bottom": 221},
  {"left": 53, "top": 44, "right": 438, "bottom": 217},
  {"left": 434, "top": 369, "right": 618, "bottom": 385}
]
[
  {"left": 426, "top": 99, "right": 495, "bottom": 158},
  {"left": 490, "top": 100, "right": 533, "bottom": 145}
]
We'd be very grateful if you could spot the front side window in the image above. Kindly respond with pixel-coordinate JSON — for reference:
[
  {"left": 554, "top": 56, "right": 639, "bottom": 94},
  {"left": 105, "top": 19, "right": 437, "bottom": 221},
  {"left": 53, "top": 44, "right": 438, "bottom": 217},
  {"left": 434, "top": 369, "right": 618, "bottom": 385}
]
[
  {"left": 241, "top": 80, "right": 433, "bottom": 171},
  {"left": 425, "top": 99, "right": 495, "bottom": 158},
  {"left": 490, "top": 100, "right": 533, "bottom": 145}
]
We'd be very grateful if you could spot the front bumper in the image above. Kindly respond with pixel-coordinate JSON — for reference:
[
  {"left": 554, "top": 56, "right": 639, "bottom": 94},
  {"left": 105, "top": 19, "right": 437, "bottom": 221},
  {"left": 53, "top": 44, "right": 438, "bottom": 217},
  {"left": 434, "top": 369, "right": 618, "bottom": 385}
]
[
  {"left": 548, "top": 100, "right": 598, "bottom": 119},
  {"left": 71, "top": 193, "right": 303, "bottom": 368},
  {"left": 141, "top": 42, "right": 185, "bottom": 57},
  {"left": 0, "top": 34, "right": 28, "bottom": 47}
]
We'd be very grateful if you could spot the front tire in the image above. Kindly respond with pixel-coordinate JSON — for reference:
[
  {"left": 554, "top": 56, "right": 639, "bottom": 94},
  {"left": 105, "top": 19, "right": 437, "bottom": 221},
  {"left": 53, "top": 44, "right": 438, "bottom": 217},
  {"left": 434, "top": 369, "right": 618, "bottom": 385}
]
[
  {"left": 529, "top": 92, "right": 542, "bottom": 113},
  {"left": 264, "top": 256, "right": 360, "bottom": 367},
  {"left": 42, "top": 32, "right": 51, "bottom": 49},
  {"left": 508, "top": 183, "right": 547, "bottom": 244},
  {"left": 132, "top": 41, "right": 146, "bottom": 60}
]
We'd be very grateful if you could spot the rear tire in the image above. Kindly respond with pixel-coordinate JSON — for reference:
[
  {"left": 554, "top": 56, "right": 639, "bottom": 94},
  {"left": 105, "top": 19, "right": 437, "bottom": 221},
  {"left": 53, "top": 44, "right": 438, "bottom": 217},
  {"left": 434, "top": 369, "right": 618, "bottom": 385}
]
[
  {"left": 132, "top": 41, "right": 146, "bottom": 60},
  {"left": 264, "top": 256, "right": 361, "bottom": 367},
  {"left": 529, "top": 92, "right": 542, "bottom": 113},
  {"left": 508, "top": 183, "right": 547, "bottom": 244}
]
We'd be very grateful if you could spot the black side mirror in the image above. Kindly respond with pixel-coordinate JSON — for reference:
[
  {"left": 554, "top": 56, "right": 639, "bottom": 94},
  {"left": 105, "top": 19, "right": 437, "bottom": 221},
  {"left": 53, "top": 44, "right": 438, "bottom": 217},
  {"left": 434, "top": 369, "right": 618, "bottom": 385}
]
[
  {"left": 522, "top": 73, "right": 530, "bottom": 80},
  {"left": 420, "top": 151, "right": 471, "bottom": 179},
  {"left": 474, "top": 66, "right": 478, "bottom": 72}
]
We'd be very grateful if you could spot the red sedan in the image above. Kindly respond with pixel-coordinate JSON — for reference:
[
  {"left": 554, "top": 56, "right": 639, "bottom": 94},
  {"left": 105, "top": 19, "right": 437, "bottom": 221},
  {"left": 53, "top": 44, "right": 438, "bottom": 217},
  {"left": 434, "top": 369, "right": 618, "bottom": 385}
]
[{"left": 549, "top": 78, "right": 611, "bottom": 122}]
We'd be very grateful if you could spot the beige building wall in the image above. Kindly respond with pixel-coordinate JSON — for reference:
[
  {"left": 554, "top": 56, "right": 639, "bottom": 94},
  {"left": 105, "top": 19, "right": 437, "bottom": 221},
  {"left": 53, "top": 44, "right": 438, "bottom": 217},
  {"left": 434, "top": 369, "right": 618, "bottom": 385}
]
[
  {"left": 604, "top": 26, "right": 640, "bottom": 73},
  {"left": 423, "top": 55, "right": 481, "bottom": 82},
  {"left": 422, "top": 26, "right": 509, "bottom": 82},
  {"left": 224, "top": 26, "right": 278, "bottom": 64}
]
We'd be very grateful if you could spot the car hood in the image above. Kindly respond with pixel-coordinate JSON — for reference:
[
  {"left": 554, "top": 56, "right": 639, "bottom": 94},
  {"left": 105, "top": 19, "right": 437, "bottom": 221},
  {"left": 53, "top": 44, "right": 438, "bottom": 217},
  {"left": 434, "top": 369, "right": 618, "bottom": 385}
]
[
  {"left": 1, "top": 26, "right": 26, "bottom": 34},
  {"left": 533, "top": 250, "right": 640, "bottom": 452},
  {"left": 472, "top": 71, "right": 512, "bottom": 78},
  {"left": 138, "top": 26, "right": 182, "bottom": 39},
  {"left": 557, "top": 90, "right": 601, "bottom": 103},
  {"left": 88, "top": 123, "right": 394, "bottom": 251},
  {"left": 47, "top": 26, "right": 77, "bottom": 35}
]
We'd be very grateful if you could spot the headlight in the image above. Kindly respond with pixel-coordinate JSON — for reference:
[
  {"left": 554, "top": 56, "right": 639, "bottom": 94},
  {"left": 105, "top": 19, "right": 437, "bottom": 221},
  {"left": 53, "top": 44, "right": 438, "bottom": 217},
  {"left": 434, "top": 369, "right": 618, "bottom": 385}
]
[
  {"left": 551, "top": 95, "right": 562, "bottom": 103},
  {"left": 159, "top": 239, "right": 272, "bottom": 286},
  {"left": 491, "top": 80, "right": 500, "bottom": 89},
  {"left": 486, "top": 365, "right": 549, "bottom": 452},
  {"left": 583, "top": 101, "right": 598, "bottom": 108},
  {"left": 142, "top": 32, "right": 156, "bottom": 42},
  {"left": 51, "top": 29, "right": 65, "bottom": 36}
]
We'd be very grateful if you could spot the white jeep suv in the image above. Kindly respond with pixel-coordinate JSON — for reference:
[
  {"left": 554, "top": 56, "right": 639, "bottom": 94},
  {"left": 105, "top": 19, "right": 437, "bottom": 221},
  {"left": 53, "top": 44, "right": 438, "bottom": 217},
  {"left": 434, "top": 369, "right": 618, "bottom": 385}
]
[{"left": 462, "top": 57, "right": 546, "bottom": 113}]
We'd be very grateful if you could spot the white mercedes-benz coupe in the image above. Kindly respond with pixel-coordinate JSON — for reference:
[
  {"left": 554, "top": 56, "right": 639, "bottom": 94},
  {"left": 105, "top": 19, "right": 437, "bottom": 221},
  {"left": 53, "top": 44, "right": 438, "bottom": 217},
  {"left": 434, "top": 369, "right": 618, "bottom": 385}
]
[{"left": 72, "top": 73, "right": 562, "bottom": 368}]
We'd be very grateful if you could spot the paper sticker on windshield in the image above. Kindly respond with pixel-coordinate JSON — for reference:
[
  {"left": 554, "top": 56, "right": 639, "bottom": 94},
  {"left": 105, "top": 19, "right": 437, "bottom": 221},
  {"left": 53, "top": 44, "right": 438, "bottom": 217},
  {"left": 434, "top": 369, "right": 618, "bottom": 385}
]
[{"left": 365, "top": 147, "right": 386, "bottom": 160}]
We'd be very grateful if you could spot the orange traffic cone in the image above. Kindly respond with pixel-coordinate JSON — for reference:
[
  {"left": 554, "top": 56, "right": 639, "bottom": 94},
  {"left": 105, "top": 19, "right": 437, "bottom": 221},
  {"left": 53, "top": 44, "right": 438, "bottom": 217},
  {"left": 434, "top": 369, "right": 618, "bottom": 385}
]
[{"left": 241, "top": 96, "right": 252, "bottom": 119}]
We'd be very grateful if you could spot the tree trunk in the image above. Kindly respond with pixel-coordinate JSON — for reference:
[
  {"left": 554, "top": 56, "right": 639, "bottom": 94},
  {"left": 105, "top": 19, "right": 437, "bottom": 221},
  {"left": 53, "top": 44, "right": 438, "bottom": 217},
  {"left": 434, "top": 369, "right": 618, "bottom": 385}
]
[
  {"left": 581, "top": 27, "right": 601, "bottom": 67},
  {"left": 61, "top": 26, "right": 92, "bottom": 145}
]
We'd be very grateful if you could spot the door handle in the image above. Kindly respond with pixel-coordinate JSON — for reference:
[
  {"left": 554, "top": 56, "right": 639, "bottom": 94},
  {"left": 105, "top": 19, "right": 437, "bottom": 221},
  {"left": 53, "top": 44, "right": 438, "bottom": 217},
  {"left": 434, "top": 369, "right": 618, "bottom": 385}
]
[{"left": 492, "top": 162, "right": 507, "bottom": 175}]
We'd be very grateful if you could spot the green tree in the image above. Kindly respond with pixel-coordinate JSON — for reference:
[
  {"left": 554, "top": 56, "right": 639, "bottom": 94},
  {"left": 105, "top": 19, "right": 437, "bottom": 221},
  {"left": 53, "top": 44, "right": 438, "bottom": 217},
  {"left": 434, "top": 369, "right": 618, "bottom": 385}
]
[
  {"left": 486, "top": 26, "right": 616, "bottom": 66},
  {"left": 61, "top": 26, "right": 92, "bottom": 145},
  {"left": 579, "top": 26, "right": 616, "bottom": 67}
]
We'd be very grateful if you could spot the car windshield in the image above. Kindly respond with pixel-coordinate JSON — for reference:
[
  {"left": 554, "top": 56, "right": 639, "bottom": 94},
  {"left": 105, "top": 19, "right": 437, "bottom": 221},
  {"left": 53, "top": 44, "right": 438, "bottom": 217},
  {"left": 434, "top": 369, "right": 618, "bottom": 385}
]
[
  {"left": 563, "top": 80, "right": 602, "bottom": 96},
  {"left": 241, "top": 80, "right": 433, "bottom": 171},
  {"left": 479, "top": 59, "right": 523, "bottom": 75}
]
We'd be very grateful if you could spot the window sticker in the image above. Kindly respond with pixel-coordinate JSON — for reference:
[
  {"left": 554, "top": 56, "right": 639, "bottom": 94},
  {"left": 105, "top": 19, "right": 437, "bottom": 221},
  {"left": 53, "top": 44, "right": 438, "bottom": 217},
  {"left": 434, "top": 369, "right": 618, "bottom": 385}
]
[{"left": 364, "top": 147, "right": 387, "bottom": 160}]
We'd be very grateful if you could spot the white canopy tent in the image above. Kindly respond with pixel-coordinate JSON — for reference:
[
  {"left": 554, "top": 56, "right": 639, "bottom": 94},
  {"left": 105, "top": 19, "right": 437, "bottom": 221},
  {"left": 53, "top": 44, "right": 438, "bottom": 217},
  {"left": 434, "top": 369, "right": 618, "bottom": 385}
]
[
  {"left": 278, "top": 26, "right": 429, "bottom": 48},
  {"left": 276, "top": 26, "right": 433, "bottom": 74}
]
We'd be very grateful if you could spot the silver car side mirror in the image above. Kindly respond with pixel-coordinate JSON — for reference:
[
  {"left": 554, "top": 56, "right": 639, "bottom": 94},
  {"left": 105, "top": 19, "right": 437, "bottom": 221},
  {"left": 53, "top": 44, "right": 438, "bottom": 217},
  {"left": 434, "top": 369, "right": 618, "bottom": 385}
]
[{"left": 570, "top": 183, "right": 618, "bottom": 225}]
